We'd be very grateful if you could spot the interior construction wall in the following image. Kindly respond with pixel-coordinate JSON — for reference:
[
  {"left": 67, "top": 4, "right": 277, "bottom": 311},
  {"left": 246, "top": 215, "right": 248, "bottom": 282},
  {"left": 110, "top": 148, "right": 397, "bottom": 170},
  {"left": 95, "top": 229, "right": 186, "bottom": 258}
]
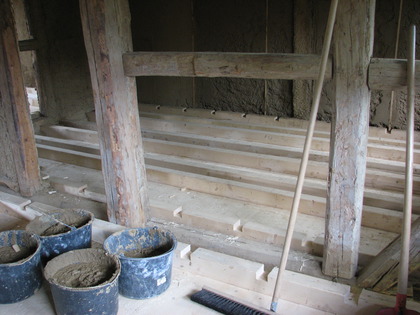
[
  {"left": 26, "top": 0, "right": 420, "bottom": 128},
  {"left": 131, "top": 0, "right": 294, "bottom": 117},
  {"left": 26, "top": 0, "right": 93, "bottom": 122},
  {"left": 371, "top": 0, "right": 420, "bottom": 129}
]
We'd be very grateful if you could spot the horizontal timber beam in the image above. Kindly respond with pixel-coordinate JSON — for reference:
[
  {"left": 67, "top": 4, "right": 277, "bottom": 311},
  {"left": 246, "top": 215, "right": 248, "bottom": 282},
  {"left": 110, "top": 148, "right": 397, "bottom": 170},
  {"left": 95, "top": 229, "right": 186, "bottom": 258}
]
[
  {"left": 123, "top": 52, "right": 332, "bottom": 80},
  {"left": 123, "top": 51, "right": 419, "bottom": 90},
  {"left": 369, "top": 58, "right": 420, "bottom": 90}
]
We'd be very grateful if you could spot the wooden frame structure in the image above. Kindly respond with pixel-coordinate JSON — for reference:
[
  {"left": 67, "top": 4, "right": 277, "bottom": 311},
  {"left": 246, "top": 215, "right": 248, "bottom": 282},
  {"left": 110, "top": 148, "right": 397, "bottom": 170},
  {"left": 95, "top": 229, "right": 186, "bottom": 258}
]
[
  {"left": 0, "top": 0, "right": 41, "bottom": 197},
  {"left": 1, "top": 0, "right": 419, "bottom": 281},
  {"left": 79, "top": 0, "right": 150, "bottom": 227}
]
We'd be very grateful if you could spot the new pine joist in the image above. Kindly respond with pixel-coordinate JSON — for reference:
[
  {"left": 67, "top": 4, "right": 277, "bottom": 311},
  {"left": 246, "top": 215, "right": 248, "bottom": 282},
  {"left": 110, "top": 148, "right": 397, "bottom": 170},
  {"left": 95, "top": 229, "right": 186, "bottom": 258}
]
[
  {"left": 37, "top": 159, "right": 398, "bottom": 267},
  {"left": 35, "top": 140, "right": 417, "bottom": 235},
  {"left": 357, "top": 217, "right": 420, "bottom": 293},
  {"left": 36, "top": 129, "right": 420, "bottom": 196},
  {"left": 139, "top": 117, "right": 420, "bottom": 164},
  {"left": 37, "top": 124, "right": 420, "bottom": 196},
  {"left": 138, "top": 103, "right": 419, "bottom": 143}
]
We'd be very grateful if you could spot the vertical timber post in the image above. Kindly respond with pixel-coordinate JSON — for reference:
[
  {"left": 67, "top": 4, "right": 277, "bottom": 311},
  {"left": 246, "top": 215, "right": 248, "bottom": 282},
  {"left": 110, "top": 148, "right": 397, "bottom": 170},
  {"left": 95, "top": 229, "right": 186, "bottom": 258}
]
[
  {"left": 0, "top": 0, "right": 41, "bottom": 196},
  {"left": 79, "top": 0, "right": 150, "bottom": 227},
  {"left": 323, "top": 0, "right": 376, "bottom": 279}
]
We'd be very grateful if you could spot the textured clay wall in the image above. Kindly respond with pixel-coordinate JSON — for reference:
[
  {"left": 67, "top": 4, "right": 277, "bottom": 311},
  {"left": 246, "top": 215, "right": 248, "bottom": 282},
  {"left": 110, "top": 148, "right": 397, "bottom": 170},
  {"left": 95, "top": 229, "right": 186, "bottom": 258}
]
[
  {"left": 194, "top": 0, "right": 293, "bottom": 117},
  {"left": 371, "top": 0, "right": 420, "bottom": 130},
  {"left": 130, "top": 0, "right": 194, "bottom": 108},
  {"left": 132, "top": 0, "right": 294, "bottom": 117},
  {"left": 29, "top": 0, "right": 419, "bottom": 129},
  {"left": 27, "top": 0, "right": 93, "bottom": 121}
]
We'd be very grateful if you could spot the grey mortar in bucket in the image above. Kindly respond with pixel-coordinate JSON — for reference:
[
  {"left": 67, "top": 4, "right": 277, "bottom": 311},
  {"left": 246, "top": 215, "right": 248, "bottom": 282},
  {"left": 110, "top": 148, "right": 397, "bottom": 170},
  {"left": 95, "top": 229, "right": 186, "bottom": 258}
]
[
  {"left": 0, "top": 230, "right": 43, "bottom": 304},
  {"left": 26, "top": 209, "right": 94, "bottom": 264},
  {"left": 43, "top": 248, "right": 121, "bottom": 315},
  {"left": 103, "top": 226, "right": 177, "bottom": 299}
]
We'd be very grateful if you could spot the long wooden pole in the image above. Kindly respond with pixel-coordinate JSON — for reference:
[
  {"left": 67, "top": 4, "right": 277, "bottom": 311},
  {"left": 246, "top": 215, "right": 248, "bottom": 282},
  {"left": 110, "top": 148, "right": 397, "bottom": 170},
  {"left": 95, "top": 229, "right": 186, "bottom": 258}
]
[
  {"left": 270, "top": 0, "right": 339, "bottom": 311},
  {"left": 387, "top": 0, "right": 404, "bottom": 133},
  {"left": 396, "top": 24, "right": 416, "bottom": 311}
]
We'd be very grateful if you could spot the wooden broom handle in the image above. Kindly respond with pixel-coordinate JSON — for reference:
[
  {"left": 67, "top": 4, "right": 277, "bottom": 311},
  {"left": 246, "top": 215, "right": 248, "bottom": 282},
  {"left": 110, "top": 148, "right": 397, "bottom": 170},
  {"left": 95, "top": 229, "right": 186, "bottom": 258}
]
[
  {"left": 270, "top": 0, "right": 339, "bottom": 311},
  {"left": 398, "top": 24, "right": 416, "bottom": 297}
]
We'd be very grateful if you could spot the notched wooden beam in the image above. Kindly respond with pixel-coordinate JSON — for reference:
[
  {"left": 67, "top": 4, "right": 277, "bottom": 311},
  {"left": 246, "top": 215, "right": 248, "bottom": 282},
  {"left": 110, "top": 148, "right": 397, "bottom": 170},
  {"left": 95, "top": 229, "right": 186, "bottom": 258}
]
[
  {"left": 369, "top": 58, "right": 420, "bottom": 90},
  {"left": 123, "top": 51, "right": 332, "bottom": 80}
]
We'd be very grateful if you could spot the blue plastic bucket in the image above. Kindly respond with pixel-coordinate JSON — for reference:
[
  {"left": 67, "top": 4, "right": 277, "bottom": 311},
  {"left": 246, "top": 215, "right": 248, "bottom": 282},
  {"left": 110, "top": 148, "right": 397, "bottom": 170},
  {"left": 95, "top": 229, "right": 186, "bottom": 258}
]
[
  {"left": 104, "top": 226, "right": 177, "bottom": 299},
  {"left": 0, "top": 230, "right": 42, "bottom": 304},
  {"left": 43, "top": 248, "right": 121, "bottom": 315},
  {"left": 26, "top": 209, "right": 93, "bottom": 264}
]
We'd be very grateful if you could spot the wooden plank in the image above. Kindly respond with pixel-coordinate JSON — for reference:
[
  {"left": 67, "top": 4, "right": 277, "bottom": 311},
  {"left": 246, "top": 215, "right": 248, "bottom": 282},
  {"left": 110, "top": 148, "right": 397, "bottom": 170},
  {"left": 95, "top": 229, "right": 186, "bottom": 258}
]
[
  {"left": 140, "top": 111, "right": 332, "bottom": 140},
  {"left": 37, "top": 144, "right": 102, "bottom": 170},
  {"left": 125, "top": 52, "right": 420, "bottom": 90},
  {"left": 55, "top": 117, "right": 420, "bottom": 174},
  {"left": 369, "top": 58, "right": 420, "bottom": 91},
  {"left": 138, "top": 103, "right": 420, "bottom": 143},
  {"left": 35, "top": 134, "right": 420, "bottom": 219},
  {"left": 37, "top": 142, "right": 411, "bottom": 234},
  {"left": 38, "top": 158, "right": 400, "bottom": 268},
  {"left": 140, "top": 103, "right": 334, "bottom": 132},
  {"left": 357, "top": 217, "right": 420, "bottom": 292},
  {"left": 40, "top": 125, "right": 99, "bottom": 144},
  {"left": 38, "top": 126, "right": 420, "bottom": 195},
  {"left": 0, "top": 0, "right": 41, "bottom": 196},
  {"left": 140, "top": 117, "right": 420, "bottom": 164},
  {"left": 123, "top": 51, "right": 332, "bottom": 80},
  {"left": 36, "top": 135, "right": 100, "bottom": 154},
  {"left": 323, "top": 0, "right": 375, "bottom": 279},
  {"left": 141, "top": 111, "right": 420, "bottom": 152},
  {"left": 79, "top": 0, "right": 150, "bottom": 227},
  {"left": 140, "top": 117, "right": 331, "bottom": 151}
]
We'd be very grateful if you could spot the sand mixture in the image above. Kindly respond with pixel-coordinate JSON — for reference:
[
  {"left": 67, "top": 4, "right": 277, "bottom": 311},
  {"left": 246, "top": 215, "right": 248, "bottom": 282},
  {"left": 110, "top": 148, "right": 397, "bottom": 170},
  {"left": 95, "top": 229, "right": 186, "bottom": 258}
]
[
  {"left": 0, "top": 245, "right": 35, "bottom": 264},
  {"left": 122, "top": 244, "right": 171, "bottom": 258},
  {"left": 52, "top": 262, "right": 115, "bottom": 288}
]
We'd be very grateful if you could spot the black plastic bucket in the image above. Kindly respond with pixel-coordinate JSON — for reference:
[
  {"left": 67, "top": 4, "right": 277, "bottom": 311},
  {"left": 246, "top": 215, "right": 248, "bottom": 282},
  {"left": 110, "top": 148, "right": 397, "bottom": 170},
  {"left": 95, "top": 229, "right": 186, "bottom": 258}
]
[
  {"left": 104, "top": 226, "right": 177, "bottom": 299},
  {"left": 26, "top": 209, "right": 93, "bottom": 264},
  {"left": 43, "top": 248, "right": 121, "bottom": 315},
  {"left": 0, "top": 230, "right": 42, "bottom": 304}
]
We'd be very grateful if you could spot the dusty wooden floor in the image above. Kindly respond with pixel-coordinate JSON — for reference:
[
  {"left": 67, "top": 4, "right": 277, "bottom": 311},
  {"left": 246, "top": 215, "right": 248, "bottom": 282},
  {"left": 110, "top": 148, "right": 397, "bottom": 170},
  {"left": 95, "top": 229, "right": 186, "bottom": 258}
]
[
  {"left": 1, "top": 194, "right": 419, "bottom": 315},
  {"left": 1, "top": 105, "right": 420, "bottom": 313}
]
